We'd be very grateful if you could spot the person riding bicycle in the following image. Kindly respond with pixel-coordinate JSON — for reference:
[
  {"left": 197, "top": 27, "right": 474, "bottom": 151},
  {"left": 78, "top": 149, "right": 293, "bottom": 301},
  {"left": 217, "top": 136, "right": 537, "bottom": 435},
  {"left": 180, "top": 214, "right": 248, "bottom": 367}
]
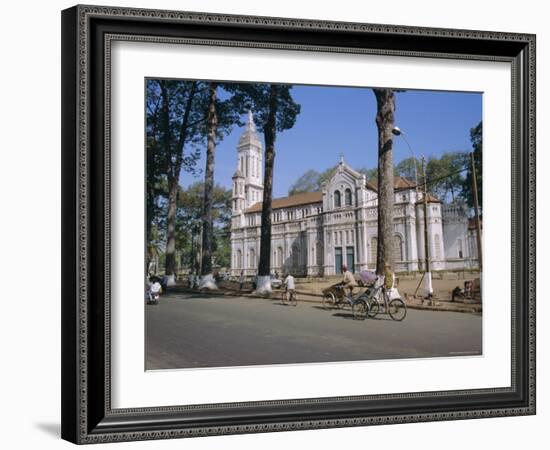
[
  {"left": 341, "top": 264, "right": 357, "bottom": 298},
  {"left": 381, "top": 262, "right": 396, "bottom": 307},
  {"left": 283, "top": 272, "right": 296, "bottom": 298},
  {"left": 148, "top": 277, "right": 162, "bottom": 302}
]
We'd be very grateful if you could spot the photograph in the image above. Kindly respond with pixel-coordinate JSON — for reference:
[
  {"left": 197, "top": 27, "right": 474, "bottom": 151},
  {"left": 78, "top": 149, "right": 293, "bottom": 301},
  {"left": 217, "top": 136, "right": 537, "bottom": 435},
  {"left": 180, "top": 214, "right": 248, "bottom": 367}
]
[
  {"left": 144, "top": 79, "right": 484, "bottom": 370},
  {"left": 57, "top": 2, "right": 536, "bottom": 445}
]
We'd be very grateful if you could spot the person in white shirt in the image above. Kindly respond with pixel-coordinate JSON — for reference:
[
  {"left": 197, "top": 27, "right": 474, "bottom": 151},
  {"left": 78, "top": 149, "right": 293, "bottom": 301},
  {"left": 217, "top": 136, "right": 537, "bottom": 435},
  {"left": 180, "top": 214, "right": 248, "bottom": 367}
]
[
  {"left": 147, "top": 277, "right": 162, "bottom": 303},
  {"left": 284, "top": 273, "right": 296, "bottom": 294},
  {"left": 150, "top": 279, "right": 162, "bottom": 295}
]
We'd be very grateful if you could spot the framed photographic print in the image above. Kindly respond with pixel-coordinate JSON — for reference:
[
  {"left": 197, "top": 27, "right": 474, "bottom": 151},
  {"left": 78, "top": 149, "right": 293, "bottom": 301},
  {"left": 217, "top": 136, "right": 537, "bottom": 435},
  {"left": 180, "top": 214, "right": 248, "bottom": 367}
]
[{"left": 61, "top": 4, "right": 536, "bottom": 444}]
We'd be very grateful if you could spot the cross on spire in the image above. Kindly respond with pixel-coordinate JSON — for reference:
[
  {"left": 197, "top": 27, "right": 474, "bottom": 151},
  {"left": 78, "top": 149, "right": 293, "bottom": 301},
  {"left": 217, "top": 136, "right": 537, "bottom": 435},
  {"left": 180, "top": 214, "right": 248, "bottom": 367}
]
[
  {"left": 339, "top": 152, "right": 345, "bottom": 164},
  {"left": 247, "top": 110, "right": 256, "bottom": 132}
]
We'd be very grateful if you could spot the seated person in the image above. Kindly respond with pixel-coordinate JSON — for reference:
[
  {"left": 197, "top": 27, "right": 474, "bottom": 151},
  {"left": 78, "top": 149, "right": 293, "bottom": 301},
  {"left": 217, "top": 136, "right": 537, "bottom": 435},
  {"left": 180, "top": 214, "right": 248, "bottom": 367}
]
[
  {"left": 148, "top": 277, "right": 162, "bottom": 301},
  {"left": 341, "top": 264, "right": 357, "bottom": 297}
]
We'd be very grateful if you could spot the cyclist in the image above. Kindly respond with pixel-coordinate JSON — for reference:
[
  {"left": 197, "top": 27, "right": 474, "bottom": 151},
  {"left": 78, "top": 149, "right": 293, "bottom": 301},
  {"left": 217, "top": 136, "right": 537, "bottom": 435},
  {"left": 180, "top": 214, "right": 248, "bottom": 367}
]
[
  {"left": 341, "top": 264, "right": 357, "bottom": 298},
  {"left": 381, "top": 262, "right": 396, "bottom": 308}
]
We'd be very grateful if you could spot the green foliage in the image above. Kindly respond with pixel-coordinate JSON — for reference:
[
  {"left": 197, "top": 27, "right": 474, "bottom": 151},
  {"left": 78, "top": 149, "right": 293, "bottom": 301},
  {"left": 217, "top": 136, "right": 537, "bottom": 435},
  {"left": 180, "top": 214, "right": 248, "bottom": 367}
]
[
  {"left": 357, "top": 167, "right": 378, "bottom": 182},
  {"left": 175, "top": 182, "right": 232, "bottom": 269},
  {"left": 394, "top": 157, "right": 420, "bottom": 183},
  {"left": 287, "top": 150, "right": 473, "bottom": 204},
  {"left": 460, "top": 121, "right": 483, "bottom": 209},
  {"left": 146, "top": 79, "right": 206, "bottom": 245},
  {"left": 288, "top": 169, "right": 321, "bottom": 195},
  {"left": 425, "top": 151, "right": 469, "bottom": 202},
  {"left": 225, "top": 83, "right": 301, "bottom": 134}
]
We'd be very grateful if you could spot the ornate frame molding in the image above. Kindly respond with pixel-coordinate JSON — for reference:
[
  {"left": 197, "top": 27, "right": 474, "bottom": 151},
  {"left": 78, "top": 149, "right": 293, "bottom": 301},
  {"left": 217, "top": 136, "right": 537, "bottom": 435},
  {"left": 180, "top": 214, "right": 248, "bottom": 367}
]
[{"left": 61, "top": 4, "right": 536, "bottom": 444}]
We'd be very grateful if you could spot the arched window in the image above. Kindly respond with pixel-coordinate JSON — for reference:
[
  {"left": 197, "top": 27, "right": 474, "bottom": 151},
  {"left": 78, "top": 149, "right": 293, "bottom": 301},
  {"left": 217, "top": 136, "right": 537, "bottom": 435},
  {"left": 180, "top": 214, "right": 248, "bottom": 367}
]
[
  {"left": 292, "top": 245, "right": 300, "bottom": 268},
  {"left": 345, "top": 188, "right": 352, "bottom": 206},
  {"left": 393, "top": 234, "right": 403, "bottom": 262},
  {"left": 249, "top": 248, "right": 256, "bottom": 269},
  {"left": 434, "top": 234, "right": 442, "bottom": 261},
  {"left": 277, "top": 247, "right": 283, "bottom": 268},
  {"left": 334, "top": 190, "right": 341, "bottom": 208},
  {"left": 316, "top": 241, "right": 323, "bottom": 266},
  {"left": 236, "top": 249, "right": 242, "bottom": 269},
  {"left": 370, "top": 237, "right": 378, "bottom": 265}
]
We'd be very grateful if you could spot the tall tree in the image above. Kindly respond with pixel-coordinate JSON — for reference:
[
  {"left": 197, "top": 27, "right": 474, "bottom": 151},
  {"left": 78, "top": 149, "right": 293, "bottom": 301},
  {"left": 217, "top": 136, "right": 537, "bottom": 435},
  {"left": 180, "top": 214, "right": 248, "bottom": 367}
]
[
  {"left": 227, "top": 83, "right": 301, "bottom": 294},
  {"left": 461, "top": 121, "right": 483, "bottom": 210},
  {"left": 145, "top": 81, "right": 167, "bottom": 272},
  {"left": 288, "top": 169, "right": 321, "bottom": 195},
  {"left": 425, "top": 152, "right": 468, "bottom": 202},
  {"left": 373, "top": 88, "right": 396, "bottom": 274},
  {"left": 394, "top": 157, "right": 420, "bottom": 184},
  {"left": 198, "top": 83, "right": 243, "bottom": 288},
  {"left": 155, "top": 80, "right": 202, "bottom": 285},
  {"left": 199, "top": 83, "right": 219, "bottom": 289},
  {"left": 176, "top": 182, "right": 232, "bottom": 272}
]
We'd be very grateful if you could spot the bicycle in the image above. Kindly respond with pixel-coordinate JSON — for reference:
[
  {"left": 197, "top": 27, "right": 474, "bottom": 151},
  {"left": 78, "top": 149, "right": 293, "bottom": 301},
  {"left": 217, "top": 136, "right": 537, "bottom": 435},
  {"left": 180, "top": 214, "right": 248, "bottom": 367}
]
[
  {"left": 322, "top": 284, "right": 370, "bottom": 320},
  {"left": 359, "top": 283, "right": 407, "bottom": 321},
  {"left": 281, "top": 289, "right": 297, "bottom": 306}
]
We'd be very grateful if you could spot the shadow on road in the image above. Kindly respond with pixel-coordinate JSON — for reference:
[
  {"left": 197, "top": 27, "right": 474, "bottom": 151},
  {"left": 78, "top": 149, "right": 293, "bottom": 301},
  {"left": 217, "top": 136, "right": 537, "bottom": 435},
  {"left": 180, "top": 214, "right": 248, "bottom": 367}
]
[{"left": 331, "top": 312, "right": 357, "bottom": 320}]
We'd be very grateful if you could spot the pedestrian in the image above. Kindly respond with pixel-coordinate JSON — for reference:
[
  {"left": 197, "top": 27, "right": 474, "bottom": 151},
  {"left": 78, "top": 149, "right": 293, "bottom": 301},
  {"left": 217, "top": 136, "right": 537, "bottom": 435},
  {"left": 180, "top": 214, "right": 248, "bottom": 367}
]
[
  {"left": 283, "top": 272, "right": 296, "bottom": 296},
  {"left": 341, "top": 264, "right": 357, "bottom": 297},
  {"left": 239, "top": 269, "right": 245, "bottom": 291}
]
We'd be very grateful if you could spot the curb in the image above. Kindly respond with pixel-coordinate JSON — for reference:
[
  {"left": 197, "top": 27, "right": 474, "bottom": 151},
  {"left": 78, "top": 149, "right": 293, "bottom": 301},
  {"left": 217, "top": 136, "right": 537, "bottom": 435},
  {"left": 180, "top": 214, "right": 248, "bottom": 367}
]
[{"left": 167, "top": 286, "right": 481, "bottom": 314}]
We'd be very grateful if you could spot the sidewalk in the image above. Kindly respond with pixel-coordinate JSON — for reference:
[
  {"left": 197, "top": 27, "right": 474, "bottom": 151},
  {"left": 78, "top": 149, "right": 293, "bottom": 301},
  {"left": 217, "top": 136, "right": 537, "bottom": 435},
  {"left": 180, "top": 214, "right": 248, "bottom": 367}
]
[{"left": 167, "top": 279, "right": 482, "bottom": 314}]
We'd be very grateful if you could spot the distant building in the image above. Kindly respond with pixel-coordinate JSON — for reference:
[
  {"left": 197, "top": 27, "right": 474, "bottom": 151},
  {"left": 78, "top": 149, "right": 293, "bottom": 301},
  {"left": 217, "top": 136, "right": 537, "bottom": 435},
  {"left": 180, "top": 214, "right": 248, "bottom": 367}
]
[{"left": 230, "top": 113, "right": 479, "bottom": 276}]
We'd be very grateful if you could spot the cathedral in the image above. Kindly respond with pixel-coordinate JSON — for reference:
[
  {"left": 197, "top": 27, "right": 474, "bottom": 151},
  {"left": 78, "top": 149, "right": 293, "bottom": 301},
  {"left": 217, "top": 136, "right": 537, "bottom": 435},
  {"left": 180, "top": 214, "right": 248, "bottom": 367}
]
[{"left": 230, "top": 112, "right": 479, "bottom": 277}]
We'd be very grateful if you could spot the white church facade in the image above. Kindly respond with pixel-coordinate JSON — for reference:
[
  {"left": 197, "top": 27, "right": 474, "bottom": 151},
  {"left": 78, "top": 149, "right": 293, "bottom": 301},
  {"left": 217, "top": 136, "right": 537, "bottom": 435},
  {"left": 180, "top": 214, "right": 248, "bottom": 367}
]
[{"left": 230, "top": 113, "right": 480, "bottom": 277}]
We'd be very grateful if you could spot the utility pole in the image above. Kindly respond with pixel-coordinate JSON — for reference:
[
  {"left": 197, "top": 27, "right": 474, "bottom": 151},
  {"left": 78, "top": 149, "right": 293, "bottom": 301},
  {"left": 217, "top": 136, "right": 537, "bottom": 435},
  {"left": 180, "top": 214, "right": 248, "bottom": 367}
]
[
  {"left": 422, "top": 156, "right": 433, "bottom": 304},
  {"left": 470, "top": 151, "right": 483, "bottom": 272}
]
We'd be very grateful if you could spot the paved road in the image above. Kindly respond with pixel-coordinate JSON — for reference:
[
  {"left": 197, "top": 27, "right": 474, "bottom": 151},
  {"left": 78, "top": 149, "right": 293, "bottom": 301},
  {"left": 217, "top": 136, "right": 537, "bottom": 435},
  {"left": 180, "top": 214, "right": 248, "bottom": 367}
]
[{"left": 145, "top": 293, "right": 482, "bottom": 370}]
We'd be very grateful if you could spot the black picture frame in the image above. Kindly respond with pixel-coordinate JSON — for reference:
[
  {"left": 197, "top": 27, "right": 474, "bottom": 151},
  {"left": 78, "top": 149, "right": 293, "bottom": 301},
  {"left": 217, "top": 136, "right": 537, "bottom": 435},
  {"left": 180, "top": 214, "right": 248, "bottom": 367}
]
[{"left": 61, "top": 4, "right": 536, "bottom": 444}]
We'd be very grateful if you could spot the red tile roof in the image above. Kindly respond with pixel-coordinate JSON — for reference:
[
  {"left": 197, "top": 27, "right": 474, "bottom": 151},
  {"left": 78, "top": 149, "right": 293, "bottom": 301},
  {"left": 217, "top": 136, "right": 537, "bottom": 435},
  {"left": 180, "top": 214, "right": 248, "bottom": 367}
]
[{"left": 246, "top": 191, "right": 323, "bottom": 213}]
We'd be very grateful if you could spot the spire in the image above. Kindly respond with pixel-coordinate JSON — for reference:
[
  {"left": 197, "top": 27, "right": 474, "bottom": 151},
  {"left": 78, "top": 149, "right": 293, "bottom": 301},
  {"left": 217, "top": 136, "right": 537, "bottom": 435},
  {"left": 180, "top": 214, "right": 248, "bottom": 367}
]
[
  {"left": 247, "top": 110, "right": 256, "bottom": 132},
  {"left": 238, "top": 110, "right": 262, "bottom": 149},
  {"left": 339, "top": 152, "right": 345, "bottom": 165}
]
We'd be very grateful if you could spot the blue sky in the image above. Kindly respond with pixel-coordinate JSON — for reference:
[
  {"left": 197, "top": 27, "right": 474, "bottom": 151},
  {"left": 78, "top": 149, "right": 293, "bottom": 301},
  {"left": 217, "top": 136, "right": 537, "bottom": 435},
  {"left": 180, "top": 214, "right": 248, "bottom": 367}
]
[{"left": 179, "top": 85, "right": 482, "bottom": 198}]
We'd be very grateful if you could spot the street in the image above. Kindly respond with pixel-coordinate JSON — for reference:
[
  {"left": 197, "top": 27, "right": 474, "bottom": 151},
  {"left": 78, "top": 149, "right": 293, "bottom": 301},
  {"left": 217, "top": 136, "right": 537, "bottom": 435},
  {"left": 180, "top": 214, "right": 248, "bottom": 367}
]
[{"left": 145, "top": 293, "right": 482, "bottom": 370}]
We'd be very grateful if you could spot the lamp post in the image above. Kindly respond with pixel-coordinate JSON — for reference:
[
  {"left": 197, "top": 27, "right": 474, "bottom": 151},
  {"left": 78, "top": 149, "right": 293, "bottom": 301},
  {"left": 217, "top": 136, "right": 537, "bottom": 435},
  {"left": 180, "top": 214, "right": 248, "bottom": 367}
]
[
  {"left": 392, "top": 126, "right": 419, "bottom": 193},
  {"left": 421, "top": 156, "right": 434, "bottom": 304},
  {"left": 392, "top": 127, "right": 433, "bottom": 302}
]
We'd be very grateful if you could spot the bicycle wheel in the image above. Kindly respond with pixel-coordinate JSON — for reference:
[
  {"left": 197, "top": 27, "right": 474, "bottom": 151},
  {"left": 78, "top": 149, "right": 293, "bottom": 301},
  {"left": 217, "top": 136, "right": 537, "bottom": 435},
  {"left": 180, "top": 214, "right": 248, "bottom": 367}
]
[
  {"left": 322, "top": 292, "right": 336, "bottom": 310},
  {"left": 367, "top": 298, "right": 380, "bottom": 318},
  {"left": 352, "top": 299, "right": 368, "bottom": 320},
  {"left": 289, "top": 291, "right": 297, "bottom": 307},
  {"left": 388, "top": 298, "right": 407, "bottom": 321}
]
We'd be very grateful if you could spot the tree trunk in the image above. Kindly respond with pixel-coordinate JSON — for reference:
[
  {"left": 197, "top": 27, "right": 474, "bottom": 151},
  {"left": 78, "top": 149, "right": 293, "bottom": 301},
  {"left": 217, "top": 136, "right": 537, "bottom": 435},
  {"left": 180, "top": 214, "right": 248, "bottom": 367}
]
[
  {"left": 373, "top": 89, "right": 396, "bottom": 274},
  {"left": 165, "top": 175, "right": 178, "bottom": 282},
  {"left": 257, "top": 85, "right": 278, "bottom": 293},
  {"left": 160, "top": 81, "right": 198, "bottom": 285},
  {"left": 200, "top": 83, "right": 218, "bottom": 290}
]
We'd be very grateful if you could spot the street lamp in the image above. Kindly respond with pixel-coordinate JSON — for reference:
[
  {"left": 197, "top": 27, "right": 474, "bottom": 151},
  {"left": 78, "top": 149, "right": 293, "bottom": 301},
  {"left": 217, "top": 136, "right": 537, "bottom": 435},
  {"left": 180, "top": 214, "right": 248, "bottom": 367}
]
[
  {"left": 392, "top": 126, "right": 419, "bottom": 193},
  {"left": 392, "top": 126, "right": 433, "bottom": 303}
]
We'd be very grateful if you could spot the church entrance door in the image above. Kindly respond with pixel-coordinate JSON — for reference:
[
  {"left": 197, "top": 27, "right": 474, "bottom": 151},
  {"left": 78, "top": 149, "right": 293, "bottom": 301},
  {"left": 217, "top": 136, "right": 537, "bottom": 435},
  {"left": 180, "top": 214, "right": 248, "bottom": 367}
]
[
  {"left": 346, "top": 246, "right": 355, "bottom": 273},
  {"left": 335, "top": 247, "right": 342, "bottom": 274}
]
